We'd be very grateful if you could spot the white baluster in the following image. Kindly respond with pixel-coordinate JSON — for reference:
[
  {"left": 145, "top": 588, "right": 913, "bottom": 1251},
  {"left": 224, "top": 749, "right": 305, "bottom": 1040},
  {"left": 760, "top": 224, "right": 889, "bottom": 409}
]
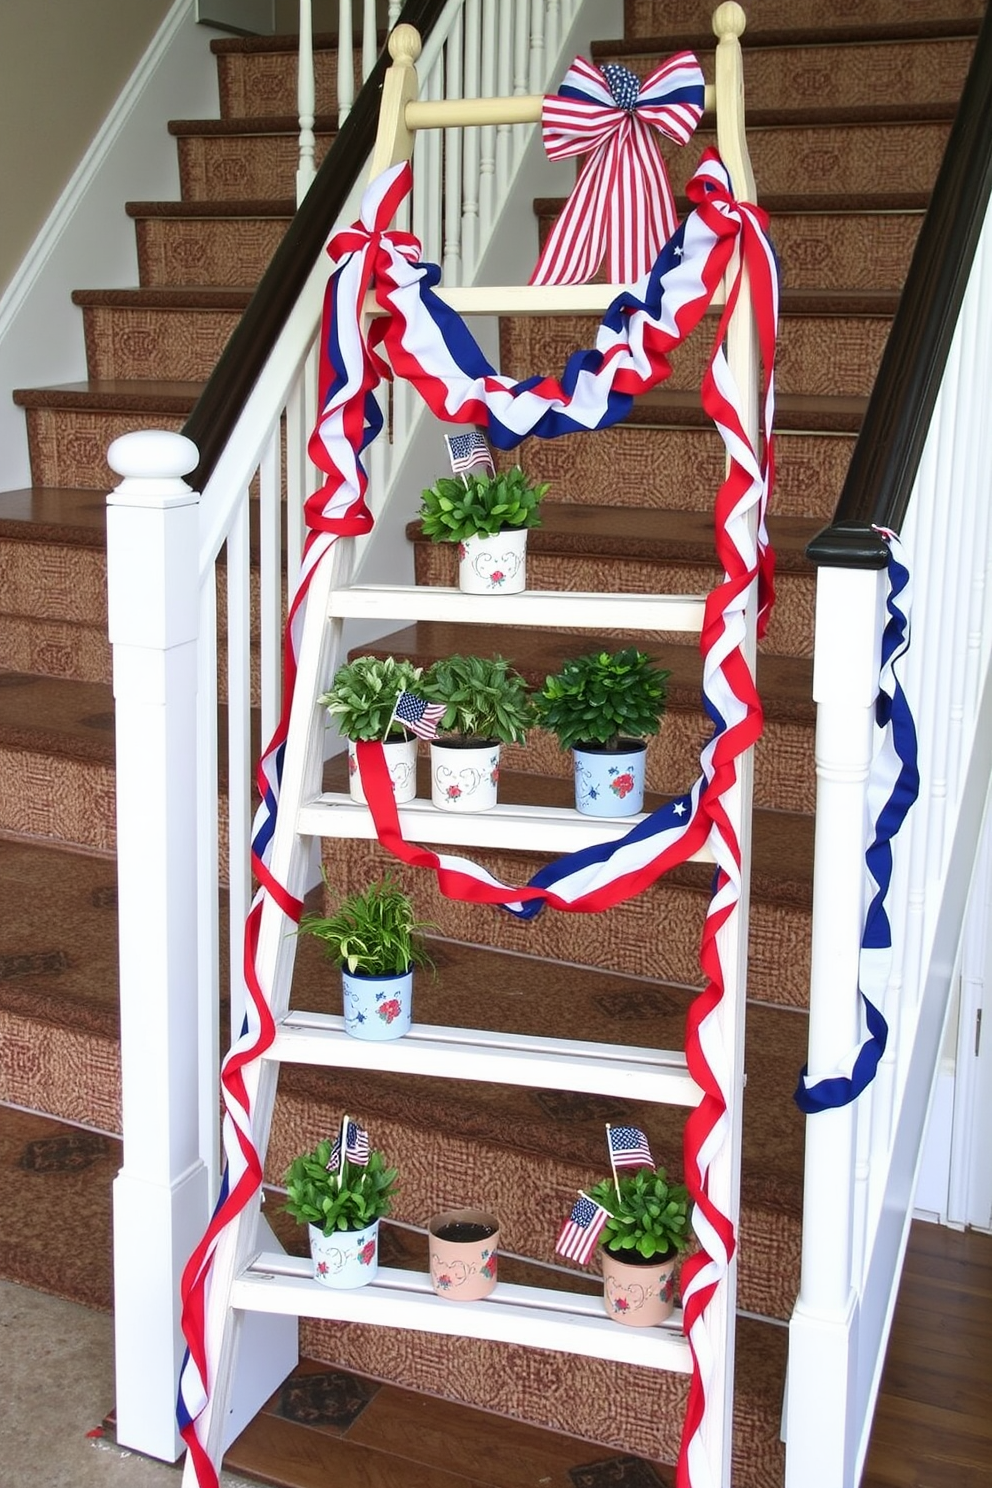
[
  {"left": 388, "top": 0, "right": 401, "bottom": 25},
  {"left": 337, "top": 0, "right": 355, "bottom": 125},
  {"left": 513, "top": 0, "right": 529, "bottom": 96},
  {"left": 362, "top": 0, "right": 377, "bottom": 81},
  {"left": 107, "top": 430, "right": 210, "bottom": 1462},
  {"left": 495, "top": 3, "right": 513, "bottom": 197},
  {"left": 296, "top": 0, "right": 316, "bottom": 203},
  {"left": 259, "top": 424, "right": 282, "bottom": 749},
  {"left": 528, "top": 0, "right": 545, "bottom": 95},
  {"left": 196, "top": 578, "right": 220, "bottom": 1197},
  {"left": 479, "top": 0, "right": 498, "bottom": 239},
  {"left": 225, "top": 493, "right": 252, "bottom": 1046},
  {"left": 443, "top": 15, "right": 465, "bottom": 287},
  {"left": 545, "top": 0, "right": 561, "bottom": 63},
  {"left": 461, "top": 0, "right": 482, "bottom": 278}
]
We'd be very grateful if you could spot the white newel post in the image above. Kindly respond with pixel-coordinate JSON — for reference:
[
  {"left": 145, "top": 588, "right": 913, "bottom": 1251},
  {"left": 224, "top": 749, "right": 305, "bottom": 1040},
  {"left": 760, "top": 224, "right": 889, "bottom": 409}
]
[
  {"left": 786, "top": 560, "right": 887, "bottom": 1488},
  {"left": 107, "top": 431, "right": 210, "bottom": 1462}
]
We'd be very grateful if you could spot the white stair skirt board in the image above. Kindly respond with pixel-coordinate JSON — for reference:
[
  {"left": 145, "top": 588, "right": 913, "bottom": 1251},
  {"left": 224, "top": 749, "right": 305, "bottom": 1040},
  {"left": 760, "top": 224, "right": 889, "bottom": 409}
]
[
  {"left": 298, "top": 795, "right": 716, "bottom": 856},
  {"left": 233, "top": 1254, "right": 692, "bottom": 1374},
  {"left": 327, "top": 585, "right": 707, "bottom": 633},
  {"left": 269, "top": 1012, "right": 703, "bottom": 1107}
]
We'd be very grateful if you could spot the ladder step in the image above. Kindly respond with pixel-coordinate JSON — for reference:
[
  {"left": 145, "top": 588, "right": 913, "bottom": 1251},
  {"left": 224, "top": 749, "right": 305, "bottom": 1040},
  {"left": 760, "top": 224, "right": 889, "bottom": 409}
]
[
  {"left": 269, "top": 1012, "right": 702, "bottom": 1106},
  {"left": 326, "top": 585, "right": 706, "bottom": 632},
  {"left": 233, "top": 1254, "right": 692, "bottom": 1373},
  {"left": 298, "top": 792, "right": 717, "bottom": 859}
]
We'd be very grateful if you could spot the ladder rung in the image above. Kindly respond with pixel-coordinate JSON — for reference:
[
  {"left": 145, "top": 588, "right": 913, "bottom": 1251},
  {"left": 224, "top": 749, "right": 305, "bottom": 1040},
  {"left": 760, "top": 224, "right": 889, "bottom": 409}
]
[
  {"left": 298, "top": 792, "right": 717, "bottom": 860},
  {"left": 362, "top": 275, "right": 725, "bottom": 319},
  {"left": 326, "top": 585, "right": 706, "bottom": 632},
  {"left": 233, "top": 1255, "right": 692, "bottom": 1373},
  {"left": 269, "top": 1012, "right": 702, "bottom": 1107}
]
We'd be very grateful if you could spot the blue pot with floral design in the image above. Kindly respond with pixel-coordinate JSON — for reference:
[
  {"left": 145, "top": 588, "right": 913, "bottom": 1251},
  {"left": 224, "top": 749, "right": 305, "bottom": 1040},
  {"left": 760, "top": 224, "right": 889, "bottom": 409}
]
[
  {"left": 341, "top": 967, "right": 413, "bottom": 1040},
  {"left": 572, "top": 741, "right": 647, "bottom": 817}
]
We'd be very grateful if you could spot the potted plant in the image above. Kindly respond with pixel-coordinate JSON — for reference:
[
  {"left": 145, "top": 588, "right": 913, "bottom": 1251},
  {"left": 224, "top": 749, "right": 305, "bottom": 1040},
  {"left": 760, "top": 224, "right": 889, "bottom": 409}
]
[
  {"left": 533, "top": 647, "right": 670, "bottom": 817},
  {"left": 418, "top": 466, "right": 549, "bottom": 595},
  {"left": 282, "top": 1119, "right": 398, "bottom": 1289},
  {"left": 585, "top": 1167, "right": 692, "bottom": 1327},
  {"left": 420, "top": 653, "right": 535, "bottom": 811},
  {"left": 298, "top": 875, "right": 434, "bottom": 1040},
  {"left": 427, "top": 1207, "right": 500, "bottom": 1301},
  {"left": 320, "top": 654, "right": 423, "bottom": 806}
]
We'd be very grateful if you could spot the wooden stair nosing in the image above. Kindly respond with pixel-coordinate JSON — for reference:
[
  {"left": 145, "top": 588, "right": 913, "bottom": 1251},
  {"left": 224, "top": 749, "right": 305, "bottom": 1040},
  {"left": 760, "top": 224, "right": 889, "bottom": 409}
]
[
  {"left": 125, "top": 197, "right": 296, "bottom": 220},
  {"left": 11, "top": 380, "right": 203, "bottom": 413},
  {"left": 594, "top": 16, "right": 983, "bottom": 56},
  {"left": 167, "top": 114, "right": 339, "bottom": 137},
  {"left": 70, "top": 286, "right": 253, "bottom": 311}
]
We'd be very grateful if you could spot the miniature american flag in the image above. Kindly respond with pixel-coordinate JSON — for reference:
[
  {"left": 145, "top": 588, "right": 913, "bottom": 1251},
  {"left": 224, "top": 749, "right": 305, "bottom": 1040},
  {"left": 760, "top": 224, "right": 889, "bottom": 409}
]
[
  {"left": 608, "top": 1124, "right": 654, "bottom": 1169},
  {"left": 444, "top": 429, "right": 495, "bottom": 477},
  {"left": 555, "top": 1194, "right": 609, "bottom": 1264},
  {"left": 327, "top": 1119, "right": 370, "bottom": 1170},
  {"left": 392, "top": 691, "right": 445, "bottom": 741}
]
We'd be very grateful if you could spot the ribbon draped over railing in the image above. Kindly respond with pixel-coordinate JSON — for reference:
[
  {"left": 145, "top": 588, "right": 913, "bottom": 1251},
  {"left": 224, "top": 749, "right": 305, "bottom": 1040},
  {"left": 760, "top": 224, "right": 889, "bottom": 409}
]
[
  {"left": 178, "top": 151, "right": 779, "bottom": 1488},
  {"left": 530, "top": 53, "right": 705, "bottom": 286},
  {"left": 794, "top": 533, "right": 919, "bottom": 1113}
]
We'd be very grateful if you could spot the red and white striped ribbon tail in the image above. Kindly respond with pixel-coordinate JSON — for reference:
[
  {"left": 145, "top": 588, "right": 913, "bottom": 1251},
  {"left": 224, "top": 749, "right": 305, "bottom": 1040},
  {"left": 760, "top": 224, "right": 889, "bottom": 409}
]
[{"left": 531, "top": 52, "right": 705, "bottom": 286}]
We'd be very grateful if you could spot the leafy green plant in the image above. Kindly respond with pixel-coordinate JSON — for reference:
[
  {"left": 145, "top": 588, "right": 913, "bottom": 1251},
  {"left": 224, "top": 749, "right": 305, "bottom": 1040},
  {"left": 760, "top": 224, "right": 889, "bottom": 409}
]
[
  {"left": 533, "top": 647, "right": 670, "bottom": 752},
  {"left": 421, "top": 654, "right": 535, "bottom": 744},
  {"left": 418, "top": 466, "right": 549, "bottom": 543},
  {"left": 298, "top": 876, "right": 435, "bottom": 977},
  {"left": 588, "top": 1167, "right": 692, "bottom": 1261},
  {"left": 283, "top": 1138, "right": 398, "bottom": 1235},
  {"left": 320, "top": 655, "right": 423, "bottom": 742}
]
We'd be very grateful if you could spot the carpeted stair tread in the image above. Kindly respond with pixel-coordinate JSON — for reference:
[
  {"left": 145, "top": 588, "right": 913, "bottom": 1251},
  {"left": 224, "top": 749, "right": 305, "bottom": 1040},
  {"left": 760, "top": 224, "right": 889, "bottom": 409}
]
[
  {"left": 624, "top": 0, "right": 986, "bottom": 39},
  {"left": 125, "top": 197, "right": 296, "bottom": 218},
  {"left": 358, "top": 621, "right": 815, "bottom": 727},
  {"left": 0, "top": 671, "right": 115, "bottom": 764},
  {"left": 618, "top": 386, "right": 869, "bottom": 434},
  {"left": 606, "top": 16, "right": 983, "bottom": 53},
  {"left": 0, "top": 487, "right": 107, "bottom": 545},
  {"left": 535, "top": 191, "right": 931, "bottom": 217},
  {"left": 168, "top": 113, "right": 339, "bottom": 136},
  {"left": 406, "top": 505, "right": 820, "bottom": 572}
]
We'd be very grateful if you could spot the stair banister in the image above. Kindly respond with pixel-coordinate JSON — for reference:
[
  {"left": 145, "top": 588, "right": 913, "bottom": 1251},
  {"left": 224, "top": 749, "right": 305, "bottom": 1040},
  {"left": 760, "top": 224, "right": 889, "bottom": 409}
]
[{"left": 789, "top": 8, "right": 992, "bottom": 1485}]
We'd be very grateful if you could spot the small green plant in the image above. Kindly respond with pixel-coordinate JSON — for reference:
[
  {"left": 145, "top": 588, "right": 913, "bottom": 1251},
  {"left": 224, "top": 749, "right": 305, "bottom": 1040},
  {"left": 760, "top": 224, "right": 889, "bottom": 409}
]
[
  {"left": 587, "top": 1167, "right": 692, "bottom": 1261},
  {"left": 283, "top": 1137, "right": 398, "bottom": 1235},
  {"left": 419, "top": 466, "right": 549, "bottom": 543},
  {"left": 298, "top": 876, "right": 435, "bottom": 977},
  {"left": 421, "top": 654, "right": 535, "bottom": 743},
  {"left": 320, "top": 655, "right": 423, "bottom": 741},
  {"left": 533, "top": 647, "right": 670, "bottom": 752}
]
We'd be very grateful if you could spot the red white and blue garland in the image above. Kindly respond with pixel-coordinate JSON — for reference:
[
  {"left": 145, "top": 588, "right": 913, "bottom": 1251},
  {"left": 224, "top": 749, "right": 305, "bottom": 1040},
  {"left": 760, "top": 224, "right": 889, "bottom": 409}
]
[
  {"left": 178, "top": 148, "right": 779, "bottom": 1488},
  {"left": 794, "top": 532, "right": 919, "bottom": 1113}
]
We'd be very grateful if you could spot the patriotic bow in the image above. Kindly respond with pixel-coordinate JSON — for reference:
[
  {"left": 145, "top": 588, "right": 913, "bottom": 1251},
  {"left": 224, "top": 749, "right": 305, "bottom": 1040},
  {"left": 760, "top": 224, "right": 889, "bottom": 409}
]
[{"left": 530, "top": 52, "right": 705, "bottom": 287}]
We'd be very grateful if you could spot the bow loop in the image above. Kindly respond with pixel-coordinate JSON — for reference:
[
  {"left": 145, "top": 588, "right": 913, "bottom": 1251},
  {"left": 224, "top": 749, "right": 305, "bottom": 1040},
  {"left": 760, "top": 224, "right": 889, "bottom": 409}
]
[{"left": 531, "top": 52, "right": 705, "bottom": 286}]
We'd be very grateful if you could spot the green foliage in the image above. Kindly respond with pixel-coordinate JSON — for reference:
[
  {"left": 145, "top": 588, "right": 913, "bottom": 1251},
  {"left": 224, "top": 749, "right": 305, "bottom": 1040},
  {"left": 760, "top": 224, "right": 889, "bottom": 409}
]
[
  {"left": 421, "top": 654, "right": 535, "bottom": 744},
  {"left": 283, "top": 1139, "right": 398, "bottom": 1235},
  {"left": 418, "top": 466, "right": 549, "bottom": 543},
  {"left": 587, "top": 1167, "right": 692, "bottom": 1261},
  {"left": 298, "top": 875, "right": 435, "bottom": 977},
  {"left": 533, "top": 648, "right": 670, "bottom": 752},
  {"left": 320, "top": 654, "right": 423, "bottom": 742}
]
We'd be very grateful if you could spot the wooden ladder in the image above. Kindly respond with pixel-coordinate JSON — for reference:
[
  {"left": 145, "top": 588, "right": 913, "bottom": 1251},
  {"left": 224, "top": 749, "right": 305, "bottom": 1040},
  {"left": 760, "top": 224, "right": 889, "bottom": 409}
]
[{"left": 183, "top": 7, "right": 759, "bottom": 1483}]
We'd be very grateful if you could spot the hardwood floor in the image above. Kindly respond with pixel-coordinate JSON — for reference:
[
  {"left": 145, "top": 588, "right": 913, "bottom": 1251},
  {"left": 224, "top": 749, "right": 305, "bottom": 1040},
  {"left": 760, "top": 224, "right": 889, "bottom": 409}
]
[{"left": 220, "top": 1220, "right": 992, "bottom": 1488}]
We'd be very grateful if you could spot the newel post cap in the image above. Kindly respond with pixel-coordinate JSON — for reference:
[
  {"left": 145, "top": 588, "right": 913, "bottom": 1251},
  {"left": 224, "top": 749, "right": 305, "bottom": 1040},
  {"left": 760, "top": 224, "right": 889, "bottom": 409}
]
[{"left": 107, "top": 430, "right": 200, "bottom": 505}]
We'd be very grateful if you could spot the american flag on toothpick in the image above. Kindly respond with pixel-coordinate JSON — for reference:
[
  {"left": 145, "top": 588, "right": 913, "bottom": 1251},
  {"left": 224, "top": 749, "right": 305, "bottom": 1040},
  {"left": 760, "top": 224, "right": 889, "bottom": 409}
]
[
  {"left": 555, "top": 1193, "right": 610, "bottom": 1264},
  {"left": 445, "top": 429, "right": 495, "bottom": 478},
  {"left": 391, "top": 691, "right": 446, "bottom": 741},
  {"left": 327, "top": 1119, "right": 370, "bottom": 1170},
  {"left": 607, "top": 1124, "right": 654, "bottom": 1169}
]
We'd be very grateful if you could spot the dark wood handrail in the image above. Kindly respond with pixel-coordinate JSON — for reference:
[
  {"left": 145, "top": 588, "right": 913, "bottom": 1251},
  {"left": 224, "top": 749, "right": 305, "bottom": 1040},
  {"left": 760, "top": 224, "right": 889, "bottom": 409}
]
[
  {"left": 182, "top": 0, "right": 448, "bottom": 493},
  {"left": 806, "top": 2, "right": 992, "bottom": 570}
]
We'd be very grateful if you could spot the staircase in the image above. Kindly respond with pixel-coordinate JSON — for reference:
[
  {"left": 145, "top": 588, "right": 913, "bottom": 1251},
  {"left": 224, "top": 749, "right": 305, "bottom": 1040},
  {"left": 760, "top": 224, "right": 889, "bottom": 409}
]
[{"left": 0, "top": 2, "right": 984, "bottom": 1485}]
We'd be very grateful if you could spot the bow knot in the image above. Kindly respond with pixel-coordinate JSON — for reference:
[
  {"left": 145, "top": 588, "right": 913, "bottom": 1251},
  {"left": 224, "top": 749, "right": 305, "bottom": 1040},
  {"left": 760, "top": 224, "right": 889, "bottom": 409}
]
[{"left": 530, "top": 52, "right": 705, "bottom": 286}]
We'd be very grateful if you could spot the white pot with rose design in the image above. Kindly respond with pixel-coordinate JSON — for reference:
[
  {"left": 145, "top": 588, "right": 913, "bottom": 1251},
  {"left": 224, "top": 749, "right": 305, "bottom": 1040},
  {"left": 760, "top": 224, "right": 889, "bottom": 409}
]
[
  {"left": 429, "top": 739, "right": 501, "bottom": 812},
  {"left": 457, "top": 528, "right": 529, "bottom": 594},
  {"left": 418, "top": 464, "right": 548, "bottom": 597},
  {"left": 419, "top": 654, "right": 535, "bottom": 813},
  {"left": 347, "top": 736, "right": 417, "bottom": 806},
  {"left": 309, "top": 1218, "right": 381, "bottom": 1289}
]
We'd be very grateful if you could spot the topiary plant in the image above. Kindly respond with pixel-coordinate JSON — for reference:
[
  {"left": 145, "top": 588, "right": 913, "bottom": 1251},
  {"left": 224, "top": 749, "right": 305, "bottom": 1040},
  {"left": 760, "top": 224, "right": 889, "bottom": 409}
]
[
  {"left": 420, "top": 654, "right": 535, "bottom": 744},
  {"left": 533, "top": 647, "right": 670, "bottom": 752},
  {"left": 320, "top": 654, "right": 423, "bottom": 741},
  {"left": 298, "top": 875, "right": 435, "bottom": 977},
  {"left": 587, "top": 1166, "right": 692, "bottom": 1261},
  {"left": 418, "top": 467, "right": 549, "bottom": 543},
  {"left": 283, "top": 1134, "right": 398, "bottom": 1236}
]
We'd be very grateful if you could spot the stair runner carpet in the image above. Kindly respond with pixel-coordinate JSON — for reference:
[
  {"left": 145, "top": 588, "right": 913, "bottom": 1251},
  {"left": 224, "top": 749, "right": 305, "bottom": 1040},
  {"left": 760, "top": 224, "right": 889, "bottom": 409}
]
[{"left": 0, "top": 1, "right": 984, "bottom": 1484}]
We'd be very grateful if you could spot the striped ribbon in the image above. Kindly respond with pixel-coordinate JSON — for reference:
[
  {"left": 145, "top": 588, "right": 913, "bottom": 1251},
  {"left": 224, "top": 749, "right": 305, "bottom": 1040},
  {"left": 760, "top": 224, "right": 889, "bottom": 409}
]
[
  {"left": 794, "top": 534, "right": 919, "bottom": 1113},
  {"left": 530, "top": 53, "right": 705, "bottom": 286},
  {"left": 178, "top": 152, "right": 778, "bottom": 1488}
]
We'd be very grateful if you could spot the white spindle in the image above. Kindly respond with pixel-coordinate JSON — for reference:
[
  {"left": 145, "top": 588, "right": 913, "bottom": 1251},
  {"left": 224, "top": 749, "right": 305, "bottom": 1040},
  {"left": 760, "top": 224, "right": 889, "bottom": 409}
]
[
  {"left": 296, "top": 0, "right": 316, "bottom": 203},
  {"left": 443, "top": 16, "right": 465, "bottom": 286},
  {"left": 513, "top": 0, "right": 529, "bottom": 100},
  {"left": 363, "top": 0, "right": 378, "bottom": 81},
  {"left": 259, "top": 426, "right": 282, "bottom": 761},
  {"left": 528, "top": 0, "right": 545, "bottom": 94},
  {"left": 546, "top": 0, "right": 561, "bottom": 63},
  {"left": 196, "top": 577, "right": 221, "bottom": 1199},
  {"left": 461, "top": 0, "right": 482, "bottom": 277},
  {"left": 495, "top": 3, "right": 513, "bottom": 196},
  {"left": 107, "top": 430, "right": 211, "bottom": 1462},
  {"left": 388, "top": 1, "right": 401, "bottom": 25},
  {"left": 337, "top": 0, "right": 355, "bottom": 124},
  {"left": 225, "top": 495, "right": 253, "bottom": 1046},
  {"left": 479, "top": 1, "right": 498, "bottom": 237}
]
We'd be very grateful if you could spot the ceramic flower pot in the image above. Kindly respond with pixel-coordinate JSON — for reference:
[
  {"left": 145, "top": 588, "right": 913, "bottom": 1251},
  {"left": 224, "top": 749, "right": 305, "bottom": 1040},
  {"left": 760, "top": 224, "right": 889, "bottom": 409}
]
[
  {"left": 457, "top": 529, "right": 528, "bottom": 594},
  {"left": 572, "top": 741, "right": 647, "bottom": 817},
  {"left": 341, "top": 967, "right": 413, "bottom": 1040},
  {"left": 429, "top": 740, "right": 500, "bottom": 811},
  {"left": 428, "top": 1208, "right": 500, "bottom": 1300},
  {"left": 347, "top": 736, "right": 418, "bottom": 806},
  {"left": 600, "top": 1247, "right": 677, "bottom": 1326},
  {"left": 309, "top": 1217, "right": 379, "bottom": 1288}
]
